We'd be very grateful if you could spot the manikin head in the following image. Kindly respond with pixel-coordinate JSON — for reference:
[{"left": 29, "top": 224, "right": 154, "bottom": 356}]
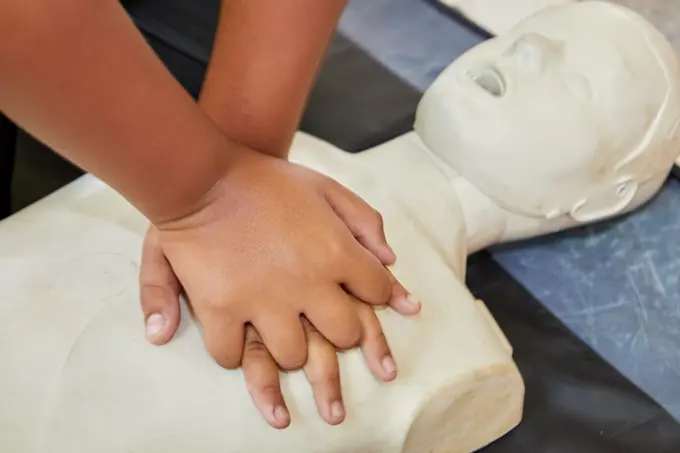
[{"left": 415, "top": 1, "right": 680, "bottom": 225}]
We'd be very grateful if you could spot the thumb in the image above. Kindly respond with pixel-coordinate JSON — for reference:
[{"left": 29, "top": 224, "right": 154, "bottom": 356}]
[
  {"left": 323, "top": 179, "right": 396, "bottom": 265},
  {"left": 140, "top": 226, "right": 182, "bottom": 345}
]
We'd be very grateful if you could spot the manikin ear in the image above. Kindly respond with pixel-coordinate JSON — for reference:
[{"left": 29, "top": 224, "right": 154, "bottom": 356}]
[{"left": 569, "top": 178, "right": 638, "bottom": 224}]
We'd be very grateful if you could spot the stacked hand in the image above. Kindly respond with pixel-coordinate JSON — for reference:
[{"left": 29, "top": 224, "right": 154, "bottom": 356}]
[{"left": 139, "top": 148, "right": 421, "bottom": 428}]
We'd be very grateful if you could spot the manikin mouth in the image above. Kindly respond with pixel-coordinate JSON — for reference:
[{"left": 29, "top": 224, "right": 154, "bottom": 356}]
[{"left": 468, "top": 66, "right": 506, "bottom": 97}]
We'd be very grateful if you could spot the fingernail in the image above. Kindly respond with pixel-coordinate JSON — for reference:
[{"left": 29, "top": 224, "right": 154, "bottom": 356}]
[
  {"left": 274, "top": 406, "right": 289, "bottom": 424},
  {"left": 395, "top": 294, "right": 421, "bottom": 312},
  {"left": 382, "top": 355, "right": 397, "bottom": 375},
  {"left": 145, "top": 313, "right": 166, "bottom": 338},
  {"left": 405, "top": 294, "right": 421, "bottom": 309},
  {"left": 330, "top": 401, "right": 345, "bottom": 422}
]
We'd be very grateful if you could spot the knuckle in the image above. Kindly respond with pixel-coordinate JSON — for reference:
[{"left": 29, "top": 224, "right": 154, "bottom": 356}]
[
  {"left": 371, "top": 210, "right": 384, "bottom": 229},
  {"left": 205, "top": 340, "right": 240, "bottom": 370},
  {"left": 358, "top": 306, "right": 385, "bottom": 338},
  {"left": 326, "top": 237, "right": 346, "bottom": 260},
  {"left": 278, "top": 349, "right": 308, "bottom": 371},
  {"left": 362, "top": 274, "right": 392, "bottom": 306},
  {"left": 244, "top": 338, "right": 269, "bottom": 357},
  {"left": 367, "top": 328, "right": 389, "bottom": 352},
  {"left": 311, "top": 375, "right": 341, "bottom": 394},
  {"left": 376, "top": 272, "right": 393, "bottom": 303},
  {"left": 255, "top": 382, "right": 283, "bottom": 398},
  {"left": 305, "top": 351, "right": 340, "bottom": 385},
  {"left": 140, "top": 283, "right": 170, "bottom": 299},
  {"left": 243, "top": 363, "right": 279, "bottom": 392},
  {"left": 212, "top": 353, "right": 241, "bottom": 370},
  {"left": 202, "top": 301, "right": 238, "bottom": 323},
  {"left": 139, "top": 284, "right": 175, "bottom": 310},
  {"left": 334, "top": 324, "right": 362, "bottom": 350},
  {"left": 316, "top": 237, "right": 348, "bottom": 274}
]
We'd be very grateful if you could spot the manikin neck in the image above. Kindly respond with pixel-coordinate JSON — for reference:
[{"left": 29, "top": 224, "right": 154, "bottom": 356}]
[
  {"left": 448, "top": 175, "right": 572, "bottom": 253},
  {"left": 368, "top": 132, "right": 572, "bottom": 254}
]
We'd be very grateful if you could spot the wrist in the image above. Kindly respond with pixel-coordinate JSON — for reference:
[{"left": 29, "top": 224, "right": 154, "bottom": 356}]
[
  {"left": 152, "top": 145, "right": 288, "bottom": 234},
  {"left": 198, "top": 94, "right": 293, "bottom": 161},
  {"left": 145, "top": 133, "right": 243, "bottom": 227}
]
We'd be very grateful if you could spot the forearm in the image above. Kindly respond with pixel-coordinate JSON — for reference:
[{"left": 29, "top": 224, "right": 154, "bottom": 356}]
[
  {"left": 200, "top": 0, "right": 347, "bottom": 157},
  {"left": 0, "top": 1, "right": 233, "bottom": 223}
]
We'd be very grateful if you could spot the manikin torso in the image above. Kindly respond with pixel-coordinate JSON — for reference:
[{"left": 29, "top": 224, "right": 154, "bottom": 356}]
[
  {"left": 1, "top": 2, "right": 679, "bottom": 453},
  {"left": 0, "top": 132, "right": 524, "bottom": 453}
]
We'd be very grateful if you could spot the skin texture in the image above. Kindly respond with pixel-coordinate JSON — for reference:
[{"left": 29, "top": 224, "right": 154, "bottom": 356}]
[
  {"left": 199, "top": 0, "right": 350, "bottom": 156},
  {"left": 0, "top": 0, "right": 420, "bottom": 428},
  {"left": 139, "top": 0, "right": 421, "bottom": 428},
  {"left": 0, "top": 0, "right": 227, "bottom": 223}
]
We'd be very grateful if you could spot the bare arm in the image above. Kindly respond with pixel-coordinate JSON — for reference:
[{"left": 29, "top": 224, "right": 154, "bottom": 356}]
[
  {"left": 0, "top": 0, "right": 236, "bottom": 223},
  {"left": 200, "top": 0, "right": 348, "bottom": 157},
  {"left": 137, "top": 1, "right": 411, "bottom": 429}
]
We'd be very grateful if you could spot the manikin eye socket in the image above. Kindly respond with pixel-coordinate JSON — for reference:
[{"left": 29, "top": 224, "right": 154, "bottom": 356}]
[
  {"left": 503, "top": 33, "right": 566, "bottom": 73},
  {"left": 565, "top": 73, "right": 594, "bottom": 102},
  {"left": 468, "top": 67, "right": 506, "bottom": 97}
]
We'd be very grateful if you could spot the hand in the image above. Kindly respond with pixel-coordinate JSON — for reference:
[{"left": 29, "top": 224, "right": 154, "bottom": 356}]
[
  {"left": 241, "top": 306, "right": 395, "bottom": 429},
  {"left": 148, "top": 149, "right": 420, "bottom": 371},
  {"left": 140, "top": 226, "right": 419, "bottom": 428}
]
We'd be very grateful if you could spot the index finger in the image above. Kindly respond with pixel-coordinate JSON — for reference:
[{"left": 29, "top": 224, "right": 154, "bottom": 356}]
[{"left": 242, "top": 324, "right": 291, "bottom": 429}]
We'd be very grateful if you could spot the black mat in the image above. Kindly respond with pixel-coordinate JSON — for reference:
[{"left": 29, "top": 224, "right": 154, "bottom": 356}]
[
  {"left": 10, "top": 2, "right": 680, "bottom": 450},
  {"left": 0, "top": 115, "right": 16, "bottom": 218},
  {"left": 467, "top": 253, "right": 680, "bottom": 452}
]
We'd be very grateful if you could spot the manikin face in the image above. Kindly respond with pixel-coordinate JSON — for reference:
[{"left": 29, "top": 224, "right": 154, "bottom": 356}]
[{"left": 416, "top": 2, "right": 677, "bottom": 218}]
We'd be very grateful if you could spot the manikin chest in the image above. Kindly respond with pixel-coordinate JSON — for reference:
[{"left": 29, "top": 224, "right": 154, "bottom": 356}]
[
  {"left": 289, "top": 131, "right": 468, "bottom": 280},
  {"left": 0, "top": 134, "right": 519, "bottom": 453}
]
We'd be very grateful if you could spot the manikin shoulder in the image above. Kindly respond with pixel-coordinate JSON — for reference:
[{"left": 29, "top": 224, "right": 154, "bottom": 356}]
[{"left": 289, "top": 132, "right": 469, "bottom": 279}]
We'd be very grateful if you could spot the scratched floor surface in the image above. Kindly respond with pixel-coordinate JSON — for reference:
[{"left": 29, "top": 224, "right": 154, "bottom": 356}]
[{"left": 339, "top": 0, "right": 680, "bottom": 419}]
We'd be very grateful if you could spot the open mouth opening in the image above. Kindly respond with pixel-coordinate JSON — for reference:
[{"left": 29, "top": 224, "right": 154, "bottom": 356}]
[{"left": 468, "top": 67, "right": 506, "bottom": 97}]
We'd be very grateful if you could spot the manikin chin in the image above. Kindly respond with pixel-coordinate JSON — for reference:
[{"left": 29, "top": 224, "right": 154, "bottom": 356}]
[{"left": 0, "top": 2, "right": 679, "bottom": 453}]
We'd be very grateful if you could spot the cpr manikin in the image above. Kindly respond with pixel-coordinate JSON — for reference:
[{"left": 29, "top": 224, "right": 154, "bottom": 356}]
[{"left": 1, "top": 2, "right": 679, "bottom": 452}]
